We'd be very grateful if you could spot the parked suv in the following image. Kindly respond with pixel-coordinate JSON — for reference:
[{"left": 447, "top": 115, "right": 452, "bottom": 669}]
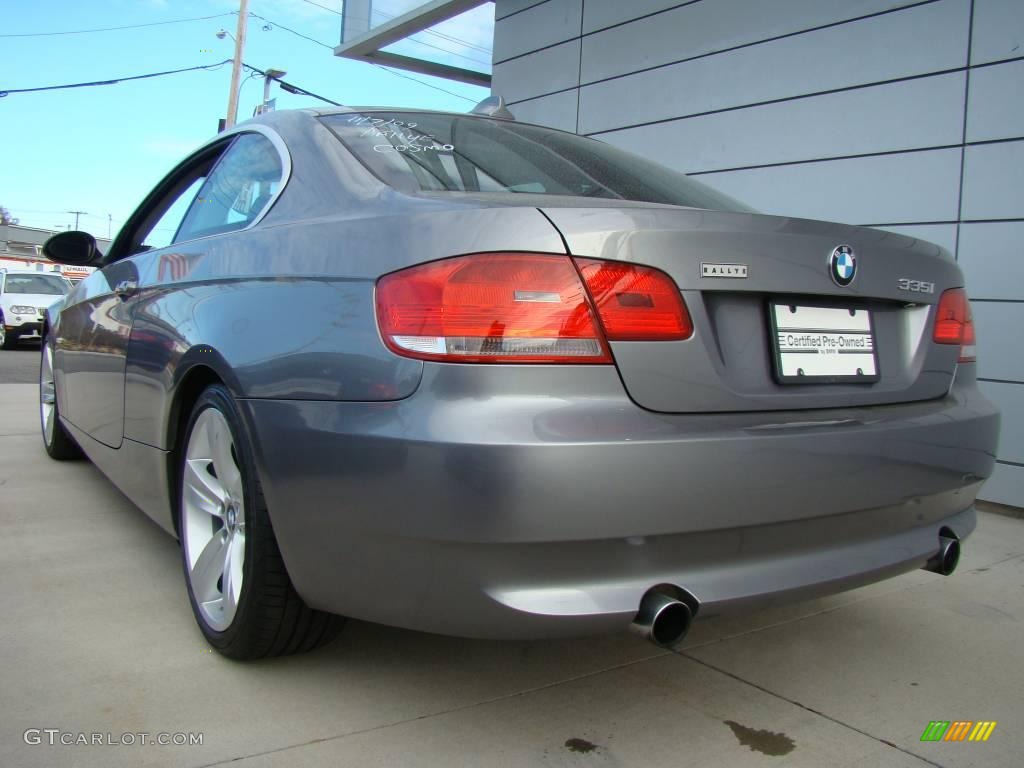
[{"left": 0, "top": 269, "right": 71, "bottom": 349}]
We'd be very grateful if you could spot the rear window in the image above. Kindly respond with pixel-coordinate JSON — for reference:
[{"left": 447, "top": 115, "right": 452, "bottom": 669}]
[
  {"left": 3, "top": 274, "right": 70, "bottom": 295},
  {"left": 321, "top": 112, "right": 752, "bottom": 213}
]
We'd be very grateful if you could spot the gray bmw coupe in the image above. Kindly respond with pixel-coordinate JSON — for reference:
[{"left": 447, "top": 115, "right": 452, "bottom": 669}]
[{"left": 41, "top": 104, "right": 1000, "bottom": 658}]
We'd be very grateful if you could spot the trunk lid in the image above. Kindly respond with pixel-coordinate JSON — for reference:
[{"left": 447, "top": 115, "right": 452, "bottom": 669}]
[{"left": 542, "top": 205, "right": 963, "bottom": 413}]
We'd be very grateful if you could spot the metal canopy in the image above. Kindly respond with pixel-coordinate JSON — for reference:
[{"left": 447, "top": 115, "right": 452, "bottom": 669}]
[{"left": 336, "top": 0, "right": 492, "bottom": 87}]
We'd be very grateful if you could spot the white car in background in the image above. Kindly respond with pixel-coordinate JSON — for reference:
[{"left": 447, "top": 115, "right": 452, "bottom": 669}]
[{"left": 0, "top": 269, "right": 71, "bottom": 349}]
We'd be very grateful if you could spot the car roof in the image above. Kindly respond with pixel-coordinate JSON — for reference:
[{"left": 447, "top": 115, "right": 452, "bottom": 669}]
[{"left": 233, "top": 105, "right": 588, "bottom": 146}]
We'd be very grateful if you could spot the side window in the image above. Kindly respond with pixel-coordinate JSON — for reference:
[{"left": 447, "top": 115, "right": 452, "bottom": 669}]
[
  {"left": 141, "top": 177, "right": 206, "bottom": 251},
  {"left": 174, "top": 133, "right": 283, "bottom": 243}
]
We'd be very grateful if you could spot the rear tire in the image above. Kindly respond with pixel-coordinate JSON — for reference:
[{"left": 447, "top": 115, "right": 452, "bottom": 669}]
[
  {"left": 40, "top": 335, "right": 83, "bottom": 460},
  {"left": 178, "top": 383, "right": 344, "bottom": 659}
]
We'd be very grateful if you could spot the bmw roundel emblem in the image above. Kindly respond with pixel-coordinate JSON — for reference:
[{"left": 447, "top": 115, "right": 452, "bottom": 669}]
[{"left": 829, "top": 245, "right": 857, "bottom": 287}]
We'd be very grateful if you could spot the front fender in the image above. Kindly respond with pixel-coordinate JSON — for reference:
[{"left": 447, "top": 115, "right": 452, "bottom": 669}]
[{"left": 43, "top": 297, "right": 69, "bottom": 338}]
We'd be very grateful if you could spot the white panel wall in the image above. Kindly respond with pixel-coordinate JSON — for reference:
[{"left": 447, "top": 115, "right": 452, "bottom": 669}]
[
  {"left": 958, "top": 223, "right": 1024, "bottom": 301},
  {"left": 603, "top": 74, "right": 966, "bottom": 173},
  {"left": 578, "top": 0, "right": 969, "bottom": 132},
  {"left": 493, "top": 0, "right": 1024, "bottom": 507},
  {"left": 580, "top": 0, "right": 925, "bottom": 84},
  {"left": 695, "top": 150, "right": 963, "bottom": 224},
  {"left": 492, "top": 0, "right": 581, "bottom": 61}
]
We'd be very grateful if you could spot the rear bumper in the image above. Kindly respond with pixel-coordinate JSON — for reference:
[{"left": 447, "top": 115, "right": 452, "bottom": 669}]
[{"left": 242, "top": 365, "right": 999, "bottom": 639}]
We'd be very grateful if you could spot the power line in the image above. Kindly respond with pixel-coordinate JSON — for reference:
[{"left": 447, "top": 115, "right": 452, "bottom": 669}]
[
  {"left": 5, "top": 208, "right": 71, "bottom": 215},
  {"left": 248, "top": 12, "right": 333, "bottom": 50},
  {"left": 0, "top": 56, "right": 337, "bottom": 109},
  {"left": 0, "top": 13, "right": 235, "bottom": 38},
  {"left": 414, "top": 26, "right": 493, "bottom": 57},
  {"left": 0, "top": 15, "right": 481, "bottom": 105},
  {"left": 247, "top": 12, "right": 479, "bottom": 103},
  {"left": 387, "top": 30, "right": 491, "bottom": 68},
  {"left": 0, "top": 3, "right": 491, "bottom": 59},
  {"left": 262, "top": 8, "right": 488, "bottom": 68},
  {"left": 10, "top": 209, "right": 121, "bottom": 221},
  {"left": 0, "top": 60, "right": 232, "bottom": 96},
  {"left": 298, "top": 0, "right": 342, "bottom": 15},
  {"left": 242, "top": 64, "right": 343, "bottom": 107},
  {"left": 12, "top": 210, "right": 130, "bottom": 227},
  {"left": 310, "top": 2, "right": 492, "bottom": 55},
  {"left": 372, "top": 63, "right": 478, "bottom": 103}
]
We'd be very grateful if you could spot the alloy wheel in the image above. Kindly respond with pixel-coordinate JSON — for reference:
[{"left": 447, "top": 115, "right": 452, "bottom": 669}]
[{"left": 182, "top": 408, "right": 246, "bottom": 632}]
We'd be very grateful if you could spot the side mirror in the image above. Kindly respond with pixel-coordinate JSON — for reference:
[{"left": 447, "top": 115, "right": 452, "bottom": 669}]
[{"left": 43, "top": 231, "right": 104, "bottom": 267}]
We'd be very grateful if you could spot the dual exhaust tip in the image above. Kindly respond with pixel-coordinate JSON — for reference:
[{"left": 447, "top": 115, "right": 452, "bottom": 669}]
[
  {"left": 632, "top": 530, "right": 962, "bottom": 648},
  {"left": 630, "top": 588, "right": 696, "bottom": 648}
]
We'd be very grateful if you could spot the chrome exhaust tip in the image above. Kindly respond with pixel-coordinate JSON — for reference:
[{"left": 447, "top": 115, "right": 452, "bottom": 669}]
[
  {"left": 923, "top": 530, "right": 961, "bottom": 576},
  {"left": 631, "top": 589, "right": 694, "bottom": 648}
]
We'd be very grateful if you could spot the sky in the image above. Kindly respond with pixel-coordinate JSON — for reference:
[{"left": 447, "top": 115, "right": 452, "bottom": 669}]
[{"left": 0, "top": 0, "right": 492, "bottom": 239}]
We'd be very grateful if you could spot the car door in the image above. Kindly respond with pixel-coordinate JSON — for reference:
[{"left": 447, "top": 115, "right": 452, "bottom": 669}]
[{"left": 56, "top": 151, "right": 221, "bottom": 448}]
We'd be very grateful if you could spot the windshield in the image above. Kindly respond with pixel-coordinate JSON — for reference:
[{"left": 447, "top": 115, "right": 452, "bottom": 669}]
[
  {"left": 321, "top": 112, "right": 753, "bottom": 213},
  {"left": 3, "top": 274, "right": 70, "bottom": 296}
]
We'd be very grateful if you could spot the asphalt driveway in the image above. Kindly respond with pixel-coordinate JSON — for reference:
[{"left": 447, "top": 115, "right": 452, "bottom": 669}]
[{"left": 0, "top": 372, "right": 1021, "bottom": 767}]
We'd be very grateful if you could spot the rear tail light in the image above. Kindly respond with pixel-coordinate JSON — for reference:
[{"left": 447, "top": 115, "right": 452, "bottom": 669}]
[
  {"left": 375, "top": 253, "right": 691, "bottom": 363},
  {"left": 933, "top": 288, "right": 976, "bottom": 362},
  {"left": 376, "top": 253, "right": 610, "bottom": 363},
  {"left": 575, "top": 258, "right": 693, "bottom": 341}
]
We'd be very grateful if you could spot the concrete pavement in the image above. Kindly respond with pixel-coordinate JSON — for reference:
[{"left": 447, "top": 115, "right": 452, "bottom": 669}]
[
  {"left": 0, "top": 345, "right": 42, "bottom": 384},
  {"left": 1, "top": 380, "right": 1021, "bottom": 767}
]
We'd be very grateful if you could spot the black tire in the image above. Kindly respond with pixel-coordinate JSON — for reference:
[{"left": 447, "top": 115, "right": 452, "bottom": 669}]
[
  {"left": 1, "top": 323, "right": 16, "bottom": 350},
  {"left": 40, "top": 335, "right": 83, "bottom": 460},
  {"left": 178, "top": 383, "right": 344, "bottom": 659}
]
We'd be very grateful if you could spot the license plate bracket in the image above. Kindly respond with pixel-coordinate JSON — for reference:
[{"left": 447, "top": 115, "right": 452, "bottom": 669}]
[{"left": 768, "top": 301, "right": 879, "bottom": 384}]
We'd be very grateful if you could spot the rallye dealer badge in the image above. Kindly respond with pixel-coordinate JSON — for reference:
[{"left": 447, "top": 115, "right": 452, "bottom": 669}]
[{"left": 701, "top": 263, "right": 748, "bottom": 278}]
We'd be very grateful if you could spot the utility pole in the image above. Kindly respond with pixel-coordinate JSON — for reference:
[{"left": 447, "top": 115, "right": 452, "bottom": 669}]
[
  {"left": 107, "top": 213, "right": 112, "bottom": 238},
  {"left": 67, "top": 210, "right": 87, "bottom": 230},
  {"left": 225, "top": 0, "right": 249, "bottom": 129}
]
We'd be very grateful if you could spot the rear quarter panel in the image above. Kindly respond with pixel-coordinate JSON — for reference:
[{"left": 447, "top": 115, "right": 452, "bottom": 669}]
[{"left": 121, "top": 204, "right": 567, "bottom": 450}]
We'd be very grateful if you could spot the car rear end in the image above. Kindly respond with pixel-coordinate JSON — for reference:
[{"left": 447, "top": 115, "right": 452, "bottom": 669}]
[{"left": 247, "top": 110, "right": 1000, "bottom": 642}]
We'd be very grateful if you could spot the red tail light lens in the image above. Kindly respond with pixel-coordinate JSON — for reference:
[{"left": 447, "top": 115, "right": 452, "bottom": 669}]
[
  {"left": 376, "top": 253, "right": 694, "bottom": 363},
  {"left": 574, "top": 258, "right": 693, "bottom": 340},
  {"left": 376, "top": 253, "right": 611, "bottom": 363},
  {"left": 933, "top": 288, "right": 976, "bottom": 362}
]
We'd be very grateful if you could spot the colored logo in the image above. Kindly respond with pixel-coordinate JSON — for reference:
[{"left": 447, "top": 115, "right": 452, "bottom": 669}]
[
  {"left": 920, "top": 721, "right": 997, "bottom": 742},
  {"left": 828, "top": 245, "right": 857, "bottom": 287}
]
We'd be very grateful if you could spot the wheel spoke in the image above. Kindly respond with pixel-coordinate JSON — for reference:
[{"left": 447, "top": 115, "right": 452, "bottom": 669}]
[
  {"left": 183, "top": 459, "right": 227, "bottom": 518},
  {"left": 190, "top": 530, "right": 229, "bottom": 603},
  {"left": 209, "top": 418, "right": 242, "bottom": 501},
  {"left": 222, "top": 532, "right": 245, "bottom": 619}
]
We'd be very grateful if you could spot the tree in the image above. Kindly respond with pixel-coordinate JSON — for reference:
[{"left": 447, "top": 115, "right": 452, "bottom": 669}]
[{"left": 0, "top": 206, "right": 19, "bottom": 225}]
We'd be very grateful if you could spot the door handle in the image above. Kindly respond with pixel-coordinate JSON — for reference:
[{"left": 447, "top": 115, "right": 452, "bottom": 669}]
[{"left": 114, "top": 279, "right": 138, "bottom": 299}]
